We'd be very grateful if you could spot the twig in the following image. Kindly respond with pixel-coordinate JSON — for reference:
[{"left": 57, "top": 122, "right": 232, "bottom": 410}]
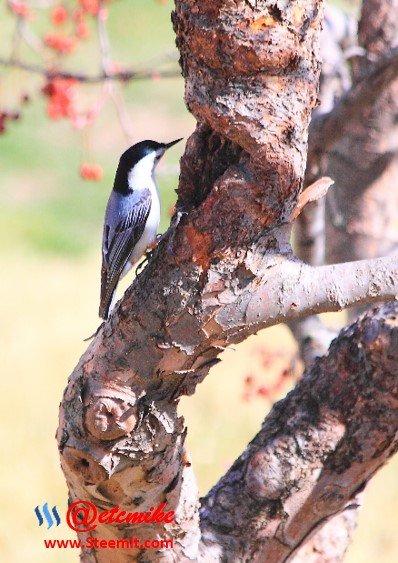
[
  {"left": 0, "top": 56, "right": 181, "bottom": 83},
  {"left": 9, "top": 15, "right": 24, "bottom": 63},
  {"left": 97, "top": 3, "right": 112, "bottom": 74},
  {"left": 96, "top": 4, "right": 134, "bottom": 140}
]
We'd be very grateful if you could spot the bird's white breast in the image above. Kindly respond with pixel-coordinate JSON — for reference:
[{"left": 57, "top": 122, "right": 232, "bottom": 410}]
[
  {"left": 126, "top": 153, "right": 161, "bottom": 266},
  {"left": 127, "top": 152, "right": 157, "bottom": 191}
]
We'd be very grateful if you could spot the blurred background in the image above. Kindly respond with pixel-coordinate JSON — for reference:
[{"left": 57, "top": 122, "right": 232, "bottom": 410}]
[{"left": 0, "top": 0, "right": 397, "bottom": 561}]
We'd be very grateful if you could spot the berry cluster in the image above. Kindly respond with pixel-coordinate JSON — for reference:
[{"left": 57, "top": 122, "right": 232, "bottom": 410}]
[
  {"left": 8, "top": 0, "right": 32, "bottom": 19},
  {"left": 43, "top": 2, "right": 100, "bottom": 54},
  {"left": 3, "top": 3, "right": 111, "bottom": 179},
  {"left": 242, "top": 347, "right": 297, "bottom": 403},
  {"left": 1, "top": 1, "right": 167, "bottom": 180},
  {"left": 42, "top": 77, "right": 77, "bottom": 120},
  {"left": 42, "top": 3, "right": 110, "bottom": 178}
]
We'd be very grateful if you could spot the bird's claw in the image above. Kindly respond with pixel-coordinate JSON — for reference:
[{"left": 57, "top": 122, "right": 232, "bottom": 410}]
[
  {"left": 136, "top": 210, "right": 188, "bottom": 274},
  {"left": 135, "top": 246, "right": 156, "bottom": 274},
  {"left": 83, "top": 322, "right": 104, "bottom": 342}
]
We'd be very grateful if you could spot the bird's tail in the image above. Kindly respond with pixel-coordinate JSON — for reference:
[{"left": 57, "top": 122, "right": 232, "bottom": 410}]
[{"left": 99, "top": 289, "right": 116, "bottom": 320}]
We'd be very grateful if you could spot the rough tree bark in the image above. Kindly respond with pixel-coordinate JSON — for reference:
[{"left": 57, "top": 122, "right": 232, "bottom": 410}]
[
  {"left": 294, "top": 4, "right": 355, "bottom": 265},
  {"left": 57, "top": 1, "right": 398, "bottom": 561},
  {"left": 200, "top": 302, "right": 398, "bottom": 563},
  {"left": 289, "top": 4, "right": 355, "bottom": 377},
  {"left": 289, "top": 1, "right": 398, "bottom": 557},
  {"left": 324, "top": 0, "right": 398, "bottom": 291}
]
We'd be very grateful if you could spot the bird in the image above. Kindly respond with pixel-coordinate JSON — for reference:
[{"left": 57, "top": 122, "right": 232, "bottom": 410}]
[{"left": 99, "top": 138, "right": 182, "bottom": 320}]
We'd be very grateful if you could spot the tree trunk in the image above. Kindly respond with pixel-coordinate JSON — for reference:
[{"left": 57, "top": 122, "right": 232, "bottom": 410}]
[{"left": 57, "top": 1, "right": 398, "bottom": 560}]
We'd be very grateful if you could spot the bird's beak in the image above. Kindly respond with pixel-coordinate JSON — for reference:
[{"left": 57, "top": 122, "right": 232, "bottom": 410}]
[{"left": 164, "top": 138, "right": 183, "bottom": 150}]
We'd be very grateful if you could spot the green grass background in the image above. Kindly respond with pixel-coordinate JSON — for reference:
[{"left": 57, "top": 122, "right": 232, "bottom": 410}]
[{"left": 1, "top": 1, "right": 397, "bottom": 561}]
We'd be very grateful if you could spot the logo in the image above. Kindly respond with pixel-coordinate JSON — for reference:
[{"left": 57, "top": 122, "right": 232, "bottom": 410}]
[
  {"left": 66, "top": 501, "right": 175, "bottom": 533},
  {"left": 67, "top": 500, "right": 97, "bottom": 532},
  {"left": 35, "top": 503, "right": 61, "bottom": 529},
  {"left": 34, "top": 500, "right": 175, "bottom": 533}
]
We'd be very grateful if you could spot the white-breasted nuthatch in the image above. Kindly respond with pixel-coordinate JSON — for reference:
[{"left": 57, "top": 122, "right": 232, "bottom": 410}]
[{"left": 99, "top": 138, "right": 182, "bottom": 319}]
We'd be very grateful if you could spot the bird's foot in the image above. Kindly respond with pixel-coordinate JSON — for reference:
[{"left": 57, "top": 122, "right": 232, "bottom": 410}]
[
  {"left": 135, "top": 256, "right": 148, "bottom": 274},
  {"left": 83, "top": 322, "right": 104, "bottom": 342},
  {"left": 156, "top": 210, "right": 188, "bottom": 252},
  {"left": 136, "top": 211, "right": 188, "bottom": 274},
  {"left": 135, "top": 246, "right": 156, "bottom": 274}
]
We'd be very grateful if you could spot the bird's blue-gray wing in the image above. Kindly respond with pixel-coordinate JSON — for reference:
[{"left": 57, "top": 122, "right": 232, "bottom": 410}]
[{"left": 100, "top": 189, "right": 151, "bottom": 319}]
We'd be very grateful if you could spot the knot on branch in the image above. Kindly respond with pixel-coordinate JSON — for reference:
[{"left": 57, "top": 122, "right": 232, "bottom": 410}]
[
  {"left": 245, "top": 445, "right": 288, "bottom": 500},
  {"left": 85, "top": 397, "right": 137, "bottom": 441},
  {"left": 62, "top": 447, "right": 107, "bottom": 485}
]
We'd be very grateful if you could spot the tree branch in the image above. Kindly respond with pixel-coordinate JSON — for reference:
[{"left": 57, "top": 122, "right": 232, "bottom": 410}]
[
  {"left": 292, "top": 2, "right": 398, "bottom": 555},
  {"left": 222, "top": 252, "right": 398, "bottom": 333},
  {"left": 289, "top": 501, "right": 360, "bottom": 563},
  {"left": 58, "top": 0, "right": 325, "bottom": 558},
  {"left": 0, "top": 56, "right": 181, "bottom": 82},
  {"left": 200, "top": 302, "right": 398, "bottom": 562},
  {"left": 307, "top": 45, "right": 398, "bottom": 176},
  {"left": 324, "top": 0, "right": 398, "bottom": 320},
  {"left": 294, "top": 4, "right": 355, "bottom": 265}
]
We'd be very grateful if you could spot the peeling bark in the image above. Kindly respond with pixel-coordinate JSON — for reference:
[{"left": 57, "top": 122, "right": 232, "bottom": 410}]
[
  {"left": 57, "top": 1, "right": 398, "bottom": 561},
  {"left": 289, "top": 502, "right": 360, "bottom": 563}
]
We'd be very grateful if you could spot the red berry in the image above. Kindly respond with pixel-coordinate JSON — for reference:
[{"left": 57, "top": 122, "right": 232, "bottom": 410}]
[
  {"left": 78, "top": 0, "right": 100, "bottom": 16},
  {"left": 44, "top": 33, "right": 77, "bottom": 54},
  {"left": 8, "top": 1, "right": 31, "bottom": 19},
  {"left": 76, "top": 21, "right": 89, "bottom": 39},
  {"left": 42, "top": 77, "right": 77, "bottom": 120},
  {"left": 257, "top": 386, "right": 270, "bottom": 397},
  {"left": 51, "top": 6, "right": 68, "bottom": 25},
  {"left": 80, "top": 163, "right": 103, "bottom": 181}
]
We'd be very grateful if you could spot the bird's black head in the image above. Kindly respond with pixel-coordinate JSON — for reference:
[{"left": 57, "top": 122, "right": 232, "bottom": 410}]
[{"left": 113, "top": 138, "right": 182, "bottom": 195}]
